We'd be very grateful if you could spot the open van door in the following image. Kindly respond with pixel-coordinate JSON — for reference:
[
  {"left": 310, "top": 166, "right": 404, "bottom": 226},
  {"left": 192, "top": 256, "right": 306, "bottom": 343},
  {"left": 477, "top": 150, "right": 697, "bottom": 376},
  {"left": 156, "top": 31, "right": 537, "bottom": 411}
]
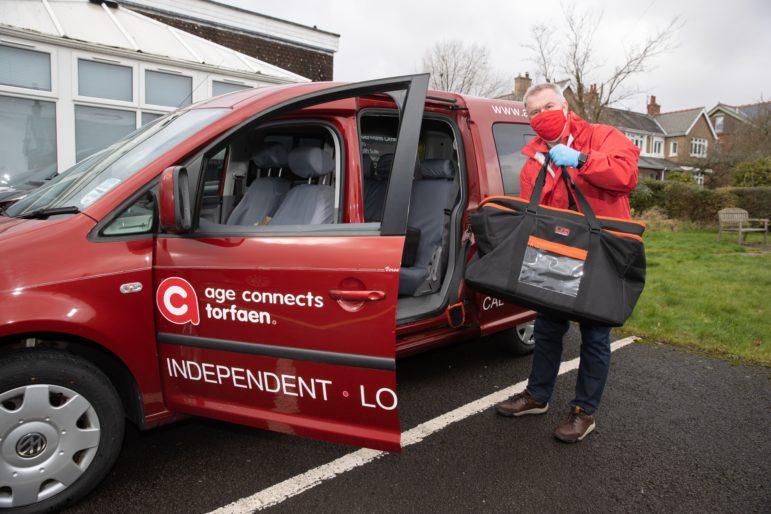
[{"left": 153, "top": 75, "right": 428, "bottom": 451}]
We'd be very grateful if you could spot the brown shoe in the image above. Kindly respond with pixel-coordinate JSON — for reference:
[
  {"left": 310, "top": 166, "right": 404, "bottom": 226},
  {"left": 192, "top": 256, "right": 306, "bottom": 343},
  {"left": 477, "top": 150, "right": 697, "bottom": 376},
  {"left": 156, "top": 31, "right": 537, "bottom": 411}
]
[
  {"left": 554, "top": 406, "right": 596, "bottom": 443},
  {"left": 495, "top": 389, "right": 548, "bottom": 417}
]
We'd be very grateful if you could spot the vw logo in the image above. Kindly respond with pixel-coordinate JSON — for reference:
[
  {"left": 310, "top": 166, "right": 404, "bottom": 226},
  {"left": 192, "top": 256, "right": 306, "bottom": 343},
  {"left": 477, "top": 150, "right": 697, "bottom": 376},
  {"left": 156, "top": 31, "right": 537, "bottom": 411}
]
[{"left": 16, "top": 432, "right": 47, "bottom": 458}]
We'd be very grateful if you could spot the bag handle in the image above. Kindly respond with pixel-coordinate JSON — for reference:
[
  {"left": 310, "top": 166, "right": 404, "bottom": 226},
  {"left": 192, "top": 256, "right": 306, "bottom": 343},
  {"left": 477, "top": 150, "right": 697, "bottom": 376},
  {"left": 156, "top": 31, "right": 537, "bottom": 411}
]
[{"left": 527, "top": 154, "right": 601, "bottom": 232}]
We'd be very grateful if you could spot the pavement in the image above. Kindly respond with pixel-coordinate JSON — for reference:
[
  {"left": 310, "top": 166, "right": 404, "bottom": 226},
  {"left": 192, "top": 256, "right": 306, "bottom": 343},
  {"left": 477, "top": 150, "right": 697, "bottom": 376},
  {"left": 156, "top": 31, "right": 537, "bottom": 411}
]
[{"left": 65, "top": 328, "right": 771, "bottom": 513}]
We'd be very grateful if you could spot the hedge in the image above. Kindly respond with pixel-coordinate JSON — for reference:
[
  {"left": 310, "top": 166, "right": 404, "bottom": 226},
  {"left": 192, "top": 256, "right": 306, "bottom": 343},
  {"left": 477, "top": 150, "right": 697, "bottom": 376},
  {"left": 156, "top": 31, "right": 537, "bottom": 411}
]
[{"left": 630, "top": 180, "right": 771, "bottom": 224}]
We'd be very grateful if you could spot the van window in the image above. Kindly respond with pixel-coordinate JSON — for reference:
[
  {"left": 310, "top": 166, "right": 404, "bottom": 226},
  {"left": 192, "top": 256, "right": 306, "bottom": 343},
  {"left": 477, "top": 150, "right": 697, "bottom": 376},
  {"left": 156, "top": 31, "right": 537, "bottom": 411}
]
[
  {"left": 194, "top": 122, "right": 344, "bottom": 229},
  {"left": 492, "top": 123, "right": 535, "bottom": 196}
]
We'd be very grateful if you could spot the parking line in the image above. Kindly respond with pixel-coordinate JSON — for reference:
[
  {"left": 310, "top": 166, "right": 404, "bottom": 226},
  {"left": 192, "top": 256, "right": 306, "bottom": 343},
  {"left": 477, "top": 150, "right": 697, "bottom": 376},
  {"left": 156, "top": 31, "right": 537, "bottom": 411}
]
[{"left": 208, "top": 336, "right": 638, "bottom": 513}]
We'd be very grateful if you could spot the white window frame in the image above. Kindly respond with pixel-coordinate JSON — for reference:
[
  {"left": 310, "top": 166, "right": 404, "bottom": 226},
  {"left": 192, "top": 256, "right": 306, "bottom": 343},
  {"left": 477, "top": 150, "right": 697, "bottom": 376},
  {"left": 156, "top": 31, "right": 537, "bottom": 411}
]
[
  {"left": 625, "top": 132, "right": 645, "bottom": 152},
  {"left": 714, "top": 114, "right": 724, "bottom": 133},
  {"left": 209, "top": 74, "right": 263, "bottom": 98},
  {"left": 72, "top": 51, "right": 137, "bottom": 109},
  {"left": 652, "top": 137, "right": 664, "bottom": 157},
  {"left": 670, "top": 141, "right": 678, "bottom": 157},
  {"left": 0, "top": 36, "right": 59, "bottom": 100},
  {"left": 690, "top": 137, "right": 708, "bottom": 158},
  {"left": 140, "top": 62, "right": 197, "bottom": 111}
]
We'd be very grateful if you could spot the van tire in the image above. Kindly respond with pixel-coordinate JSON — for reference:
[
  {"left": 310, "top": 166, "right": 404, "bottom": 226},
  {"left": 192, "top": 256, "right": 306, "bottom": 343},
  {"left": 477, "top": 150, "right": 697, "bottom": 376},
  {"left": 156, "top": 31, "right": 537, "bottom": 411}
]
[
  {"left": 0, "top": 350, "right": 125, "bottom": 513},
  {"left": 492, "top": 322, "right": 536, "bottom": 355}
]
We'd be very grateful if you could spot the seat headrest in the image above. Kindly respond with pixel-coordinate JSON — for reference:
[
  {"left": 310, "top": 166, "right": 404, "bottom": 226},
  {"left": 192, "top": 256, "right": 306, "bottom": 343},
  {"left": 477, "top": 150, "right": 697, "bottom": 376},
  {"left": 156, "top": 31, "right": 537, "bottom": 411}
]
[
  {"left": 374, "top": 153, "right": 394, "bottom": 181},
  {"left": 252, "top": 142, "right": 288, "bottom": 168},
  {"left": 420, "top": 159, "right": 455, "bottom": 179},
  {"left": 361, "top": 154, "right": 374, "bottom": 179},
  {"left": 288, "top": 146, "right": 335, "bottom": 178}
]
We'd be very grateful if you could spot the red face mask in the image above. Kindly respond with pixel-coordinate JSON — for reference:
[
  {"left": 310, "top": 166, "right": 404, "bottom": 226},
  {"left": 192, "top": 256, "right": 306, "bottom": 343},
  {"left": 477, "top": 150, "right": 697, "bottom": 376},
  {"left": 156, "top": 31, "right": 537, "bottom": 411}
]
[{"left": 530, "top": 109, "right": 567, "bottom": 142}]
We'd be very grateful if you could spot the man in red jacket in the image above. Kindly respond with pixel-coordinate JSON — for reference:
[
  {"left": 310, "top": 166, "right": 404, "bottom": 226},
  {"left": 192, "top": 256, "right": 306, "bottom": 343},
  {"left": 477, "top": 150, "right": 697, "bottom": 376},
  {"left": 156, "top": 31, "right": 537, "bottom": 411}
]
[{"left": 495, "top": 82, "right": 639, "bottom": 443}]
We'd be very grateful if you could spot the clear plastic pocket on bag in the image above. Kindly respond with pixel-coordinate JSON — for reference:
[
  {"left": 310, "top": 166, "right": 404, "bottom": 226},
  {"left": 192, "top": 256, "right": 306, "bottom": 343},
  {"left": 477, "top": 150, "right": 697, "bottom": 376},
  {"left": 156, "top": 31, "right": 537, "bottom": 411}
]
[{"left": 518, "top": 236, "right": 586, "bottom": 297}]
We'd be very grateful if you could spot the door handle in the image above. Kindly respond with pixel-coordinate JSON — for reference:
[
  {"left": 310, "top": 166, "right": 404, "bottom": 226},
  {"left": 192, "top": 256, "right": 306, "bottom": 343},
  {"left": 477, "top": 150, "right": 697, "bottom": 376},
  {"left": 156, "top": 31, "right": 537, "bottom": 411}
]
[{"left": 328, "top": 289, "right": 386, "bottom": 302}]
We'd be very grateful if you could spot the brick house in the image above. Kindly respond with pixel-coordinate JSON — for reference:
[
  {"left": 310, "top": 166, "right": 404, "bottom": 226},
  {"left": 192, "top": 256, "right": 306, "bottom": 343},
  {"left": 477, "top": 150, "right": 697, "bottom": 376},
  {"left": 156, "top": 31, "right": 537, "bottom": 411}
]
[
  {"left": 599, "top": 101, "right": 685, "bottom": 181},
  {"left": 707, "top": 101, "right": 771, "bottom": 141}
]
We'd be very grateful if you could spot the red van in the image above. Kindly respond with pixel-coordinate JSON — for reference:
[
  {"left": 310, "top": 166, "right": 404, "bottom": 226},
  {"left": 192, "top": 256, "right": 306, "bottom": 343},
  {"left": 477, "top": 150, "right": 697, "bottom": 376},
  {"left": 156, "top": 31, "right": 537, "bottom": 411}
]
[{"left": 0, "top": 74, "right": 537, "bottom": 512}]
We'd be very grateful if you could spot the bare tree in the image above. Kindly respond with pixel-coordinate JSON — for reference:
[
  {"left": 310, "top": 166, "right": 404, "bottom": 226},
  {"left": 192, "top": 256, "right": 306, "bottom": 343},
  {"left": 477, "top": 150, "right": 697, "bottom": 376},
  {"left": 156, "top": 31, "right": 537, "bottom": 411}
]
[
  {"left": 525, "top": 6, "right": 681, "bottom": 122},
  {"left": 421, "top": 40, "right": 507, "bottom": 97},
  {"left": 524, "top": 23, "right": 559, "bottom": 83}
]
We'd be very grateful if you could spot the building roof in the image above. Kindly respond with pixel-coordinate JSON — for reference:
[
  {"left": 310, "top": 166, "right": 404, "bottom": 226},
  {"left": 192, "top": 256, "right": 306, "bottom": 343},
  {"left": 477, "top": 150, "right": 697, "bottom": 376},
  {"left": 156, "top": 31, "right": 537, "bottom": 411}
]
[
  {"left": 638, "top": 156, "right": 688, "bottom": 171},
  {"left": 121, "top": 0, "right": 340, "bottom": 54},
  {"left": 0, "top": 0, "right": 310, "bottom": 83},
  {"left": 654, "top": 107, "right": 717, "bottom": 139},
  {"left": 601, "top": 107, "right": 664, "bottom": 134},
  {"left": 653, "top": 108, "right": 704, "bottom": 135},
  {"left": 709, "top": 101, "right": 771, "bottom": 122}
]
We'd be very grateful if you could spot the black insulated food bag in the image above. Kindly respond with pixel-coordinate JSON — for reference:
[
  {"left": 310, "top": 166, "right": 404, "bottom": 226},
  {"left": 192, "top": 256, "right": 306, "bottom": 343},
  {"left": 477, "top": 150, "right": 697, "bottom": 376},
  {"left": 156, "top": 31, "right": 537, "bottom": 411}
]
[{"left": 465, "top": 158, "right": 646, "bottom": 327}]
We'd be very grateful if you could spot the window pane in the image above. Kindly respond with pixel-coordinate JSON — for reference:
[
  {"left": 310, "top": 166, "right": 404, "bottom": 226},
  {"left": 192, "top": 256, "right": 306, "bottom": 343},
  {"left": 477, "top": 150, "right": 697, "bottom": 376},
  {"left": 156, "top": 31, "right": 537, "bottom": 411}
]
[
  {"left": 78, "top": 59, "right": 133, "bottom": 102},
  {"left": 212, "top": 80, "right": 251, "bottom": 97},
  {"left": 493, "top": 123, "right": 536, "bottom": 196},
  {"left": 145, "top": 70, "right": 192, "bottom": 108},
  {"left": 0, "top": 96, "right": 57, "bottom": 187},
  {"left": 141, "top": 112, "right": 163, "bottom": 126},
  {"left": 75, "top": 105, "right": 136, "bottom": 161},
  {"left": 0, "top": 45, "right": 51, "bottom": 91}
]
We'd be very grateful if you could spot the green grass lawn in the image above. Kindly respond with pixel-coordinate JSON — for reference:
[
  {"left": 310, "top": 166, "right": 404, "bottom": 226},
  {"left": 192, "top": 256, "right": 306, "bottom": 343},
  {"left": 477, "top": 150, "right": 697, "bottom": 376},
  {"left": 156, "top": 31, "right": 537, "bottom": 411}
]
[{"left": 618, "top": 229, "right": 771, "bottom": 366}]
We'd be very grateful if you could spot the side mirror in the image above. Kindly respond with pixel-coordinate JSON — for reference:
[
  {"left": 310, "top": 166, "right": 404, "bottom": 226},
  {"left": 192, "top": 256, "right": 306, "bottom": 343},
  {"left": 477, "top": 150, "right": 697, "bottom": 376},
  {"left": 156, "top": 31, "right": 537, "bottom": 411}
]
[{"left": 159, "top": 166, "right": 192, "bottom": 234}]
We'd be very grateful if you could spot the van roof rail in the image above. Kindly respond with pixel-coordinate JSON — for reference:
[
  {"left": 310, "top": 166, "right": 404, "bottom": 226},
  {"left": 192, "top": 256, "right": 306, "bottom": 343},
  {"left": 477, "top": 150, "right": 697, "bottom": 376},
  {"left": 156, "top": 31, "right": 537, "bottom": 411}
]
[{"left": 426, "top": 95, "right": 458, "bottom": 104}]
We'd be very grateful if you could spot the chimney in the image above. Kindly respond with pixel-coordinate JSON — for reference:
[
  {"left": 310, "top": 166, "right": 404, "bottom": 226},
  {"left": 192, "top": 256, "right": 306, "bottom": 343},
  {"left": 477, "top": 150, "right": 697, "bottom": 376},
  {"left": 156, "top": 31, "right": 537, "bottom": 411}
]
[
  {"left": 585, "top": 83, "right": 599, "bottom": 106},
  {"left": 513, "top": 72, "right": 532, "bottom": 100},
  {"left": 647, "top": 95, "right": 661, "bottom": 116}
]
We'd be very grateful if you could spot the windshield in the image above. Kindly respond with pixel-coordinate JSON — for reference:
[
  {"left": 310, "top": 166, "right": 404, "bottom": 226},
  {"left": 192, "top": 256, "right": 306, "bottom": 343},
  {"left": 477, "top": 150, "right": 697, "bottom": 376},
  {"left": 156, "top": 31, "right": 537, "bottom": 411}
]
[{"left": 6, "top": 108, "right": 229, "bottom": 218}]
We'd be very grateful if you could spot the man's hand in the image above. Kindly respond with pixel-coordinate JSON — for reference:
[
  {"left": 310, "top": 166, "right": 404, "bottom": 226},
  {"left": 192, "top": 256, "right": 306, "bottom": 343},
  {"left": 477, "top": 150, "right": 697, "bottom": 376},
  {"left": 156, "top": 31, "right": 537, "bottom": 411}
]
[{"left": 548, "top": 144, "right": 581, "bottom": 167}]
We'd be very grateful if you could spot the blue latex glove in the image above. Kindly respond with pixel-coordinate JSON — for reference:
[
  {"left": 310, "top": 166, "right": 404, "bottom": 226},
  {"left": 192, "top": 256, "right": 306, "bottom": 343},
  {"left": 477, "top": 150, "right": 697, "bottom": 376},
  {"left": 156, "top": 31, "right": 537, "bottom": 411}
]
[{"left": 548, "top": 144, "right": 581, "bottom": 167}]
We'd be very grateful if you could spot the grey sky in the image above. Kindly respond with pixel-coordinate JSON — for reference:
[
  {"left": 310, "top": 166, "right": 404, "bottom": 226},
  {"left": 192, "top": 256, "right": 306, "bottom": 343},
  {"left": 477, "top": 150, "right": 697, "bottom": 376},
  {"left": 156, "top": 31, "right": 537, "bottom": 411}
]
[{"left": 234, "top": 0, "right": 770, "bottom": 112}]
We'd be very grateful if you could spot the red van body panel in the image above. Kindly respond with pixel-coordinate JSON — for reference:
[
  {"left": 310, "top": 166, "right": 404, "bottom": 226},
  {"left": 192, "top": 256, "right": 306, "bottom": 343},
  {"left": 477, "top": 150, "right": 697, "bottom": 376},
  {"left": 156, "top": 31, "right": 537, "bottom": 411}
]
[{"left": 0, "top": 79, "right": 535, "bottom": 451}]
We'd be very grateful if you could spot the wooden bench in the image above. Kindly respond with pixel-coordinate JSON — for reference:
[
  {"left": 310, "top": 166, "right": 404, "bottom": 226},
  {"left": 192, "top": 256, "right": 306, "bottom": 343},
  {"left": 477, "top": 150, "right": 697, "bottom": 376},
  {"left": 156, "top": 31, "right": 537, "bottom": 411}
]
[{"left": 717, "top": 208, "right": 768, "bottom": 245}]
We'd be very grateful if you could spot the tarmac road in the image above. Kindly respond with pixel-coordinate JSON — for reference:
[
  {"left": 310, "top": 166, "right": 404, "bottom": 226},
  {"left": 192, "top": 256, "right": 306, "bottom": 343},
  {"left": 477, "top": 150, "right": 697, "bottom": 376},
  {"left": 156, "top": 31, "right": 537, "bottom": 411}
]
[{"left": 65, "top": 328, "right": 771, "bottom": 513}]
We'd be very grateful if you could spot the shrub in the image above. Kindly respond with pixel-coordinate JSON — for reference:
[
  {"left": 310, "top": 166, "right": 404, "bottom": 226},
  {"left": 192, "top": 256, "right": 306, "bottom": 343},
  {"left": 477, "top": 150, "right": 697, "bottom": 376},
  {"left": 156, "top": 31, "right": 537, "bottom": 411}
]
[
  {"left": 731, "top": 186, "right": 771, "bottom": 219},
  {"left": 691, "top": 188, "right": 737, "bottom": 224},
  {"left": 630, "top": 182, "right": 654, "bottom": 215},
  {"left": 663, "top": 182, "right": 697, "bottom": 220},
  {"left": 732, "top": 157, "right": 771, "bottom": 187},
  {"left": 665, "top": 171, "right": 694, "bottom": 183}
]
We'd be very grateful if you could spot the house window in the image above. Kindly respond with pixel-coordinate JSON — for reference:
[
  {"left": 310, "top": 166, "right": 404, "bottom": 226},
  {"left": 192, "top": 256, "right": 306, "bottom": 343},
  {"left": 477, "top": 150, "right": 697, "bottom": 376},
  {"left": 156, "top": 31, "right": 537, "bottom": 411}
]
[
  {"left": 714, "top": 114, "right": 724, "bottom": 133},
  {"left": 690, "top": 138, "right": 708, "bottom": 158},
  {"left": 141, "top": 112, "right": 163, "bottom": 126},
  {"left": 625, "top": 132, "right": 644, "bottom": 151},
  {"left": 0, "top": 44, "right": 52, "bottom": 91},
  {"left": 212, "top": 80, "right": 251, "bottom": 97},
  {"left": 145, "top": 70, "right": 192, "bottom": 108},
  {"left": 0, "top": 96, "right": 57, "bottom": 186},
  {"left": 670, "top": 141, "right": 678, "bottom": 156},
  {"left": 652, "top": 139, "right": 663, "bottom": 156},
  {"left": 78, "top": 59, "right": 133, "bottom": 102},
  {"left": 74, "top": 105, "right": 136, "bottom": 161}
]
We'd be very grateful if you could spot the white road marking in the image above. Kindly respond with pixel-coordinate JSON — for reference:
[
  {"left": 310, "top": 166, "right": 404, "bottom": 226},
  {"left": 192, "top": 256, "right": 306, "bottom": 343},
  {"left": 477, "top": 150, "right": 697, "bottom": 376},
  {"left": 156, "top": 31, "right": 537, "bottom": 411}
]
[{"left": 209, "top": 336, "right": 638, "bottom": 513}]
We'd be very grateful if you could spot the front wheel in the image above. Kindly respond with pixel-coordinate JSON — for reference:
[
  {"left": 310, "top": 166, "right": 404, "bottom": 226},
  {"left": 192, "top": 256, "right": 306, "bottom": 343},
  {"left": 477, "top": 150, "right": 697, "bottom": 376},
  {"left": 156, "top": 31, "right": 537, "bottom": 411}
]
[
  {"left": 491, "top": 321, "right": 536, "bottom": 355},
  {"left": 0, "top": 351, "right": 124, "bottom": 513}
]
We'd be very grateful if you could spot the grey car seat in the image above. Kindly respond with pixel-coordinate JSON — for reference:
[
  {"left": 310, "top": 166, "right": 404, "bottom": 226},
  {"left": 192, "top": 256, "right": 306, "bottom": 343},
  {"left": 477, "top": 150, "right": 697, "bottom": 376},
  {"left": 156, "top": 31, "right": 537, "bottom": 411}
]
[
  {"left": 398, "top": 159, "right": 458, "bottom": 296},
  {"left": 227, "top": 143, "right": 291, "bottom": 225},
  {"left": 362, "top": 153, "right": 392, "bottom": 222},
  {"left": 270, "top": 146, "right": 335, "bottom": 225}
]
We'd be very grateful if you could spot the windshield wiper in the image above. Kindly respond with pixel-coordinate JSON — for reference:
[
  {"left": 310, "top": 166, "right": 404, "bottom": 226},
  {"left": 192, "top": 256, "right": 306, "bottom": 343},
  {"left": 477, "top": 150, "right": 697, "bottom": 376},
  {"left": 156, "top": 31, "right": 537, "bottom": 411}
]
[{"left": 18, "top": 206, "right": 80, "bottom": 219}]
